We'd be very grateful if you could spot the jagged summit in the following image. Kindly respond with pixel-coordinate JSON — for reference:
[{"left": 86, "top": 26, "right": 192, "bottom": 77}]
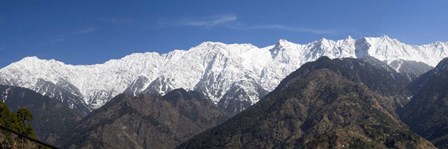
[
  {"left": 275, "top": 39, "right": 296, "bottom": 47},
  {"left": 345, "top": 35, "right": 354, "bottom": 40},
  {"left": 0, "top": 36, "right": 447, "bottom": 111}
]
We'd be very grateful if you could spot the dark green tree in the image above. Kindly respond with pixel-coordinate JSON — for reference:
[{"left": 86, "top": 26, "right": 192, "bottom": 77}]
[
  {"left": 16, "top": 108, "right": 35, "bottom": 137},
  {"left": 0, "top": 100, "right": 42, "bottom": 148},
  {"left": 0, "top": 101, "right": 36, "bottom": 138}
]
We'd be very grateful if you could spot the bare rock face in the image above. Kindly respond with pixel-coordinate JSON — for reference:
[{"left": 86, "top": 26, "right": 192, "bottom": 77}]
[
  {"left": 58, "top": 89, "right": 229, "bottom": 149},
  {"left": 179, "top": 57, "right": 435, "bottom": 149}
]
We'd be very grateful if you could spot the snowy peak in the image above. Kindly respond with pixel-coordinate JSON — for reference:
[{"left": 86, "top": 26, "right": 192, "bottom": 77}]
[
  {"left": 11, "top": 56, "right": 59, "bottom": 68},
  {"left": 355, "top": 36, "right": 448, "bottom": 66},
  {"left": 318, "top": 37, "right": 333, "bottom": 46},
  {"left": 196, "top": 41, "right": 225, "bottom": 47},
  {"left": 17, "top": 56, "right": 41, "bottom": 63},
  {"left": 345, "top": 35, "right": 354, "bottom": 40},
  {"left": 1, "top": 36, "right": 447, "bottom": 111},
  {"left": 275, "top": 39, "right": 297, "bottom": 48},
  {"left": 13, "top": 56, "right": 71, "bottom": 69},
  {"left": 362, "top": 35, "right": 395, "bottom": 43},
  {"left": 17, "top": 56, "right": 46, "bottom": 63}
]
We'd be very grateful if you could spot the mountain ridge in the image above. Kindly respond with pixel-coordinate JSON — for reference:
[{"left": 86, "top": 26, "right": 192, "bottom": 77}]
[{"left": 0, "top": 36, "right": 444, "bottom": 111}]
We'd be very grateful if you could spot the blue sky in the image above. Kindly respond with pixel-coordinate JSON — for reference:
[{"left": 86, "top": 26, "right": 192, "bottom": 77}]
[{"left": 1, "top": 0, "right": 448, "bottom": 67}]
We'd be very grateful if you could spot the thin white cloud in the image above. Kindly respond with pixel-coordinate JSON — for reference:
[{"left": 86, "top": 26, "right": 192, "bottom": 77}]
[
  {"left": 101, "top": 17, "right": 134, "bottom": 25},
  {"left": 252, "top": 25, "right": 336, "bottom": 34},
  {"left": 158, "top": 15, "right": 338, "bottom": 35},
  {"left": 227, "top": 24, "right": 337, "bottom": 35},
  {"left": 158, "top": 15, "right": 238, "bottom": 28},
  {"left": 74, "top": 27, "right": 98, "bottom": 34},
  {"left": 180, "top": 15, "right": 237, "bottom": 27}
]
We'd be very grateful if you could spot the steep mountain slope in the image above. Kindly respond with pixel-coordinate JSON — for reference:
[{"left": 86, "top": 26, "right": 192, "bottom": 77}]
[
  {"left": 361, "top": 56, "right": 433, "bottom": 81},
  {"left": 0, "top": 36, "right": 446, "bottom": 113},
  {"left": 178, "top": 57, "right": 434, "bottom": 148},
  {"left": 389, "top": 60, "right": 433, "bottom": 81},
  {"left": 401, "top": 58, "right": 448, "bottom": 148},
  {"left": 0, "top": 85, "right": 84, "bottom": 144},
  {"left": 217, "top": 79, "right": 269, "bottom": 116},
  {"left": 288, "top": 57, "right": 411, "bottom": 109},
  {"left": 58, "top": 89, "right": 228, "bottom": 149}
]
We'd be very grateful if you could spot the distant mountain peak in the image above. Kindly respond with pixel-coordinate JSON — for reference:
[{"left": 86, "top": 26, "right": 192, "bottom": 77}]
[
  {"left": 381, "top": 34, "right": 392, "bottom": 39},
  {"left": 345, "top": 35, "right": 354, "bottom": 40},
  {"left": 197, "top": 41, "right": 224, "bottom": 47},
  {"left": 362, "top": 35, "right": 395, "bottom": 44},
  {"left": 16, "top": 56, "right": 49, "bottom": 64},
  {"left": 319, "top": 37, "right": 330, "bottom": 42},
  {"left": 275, "top": 39, "right": 296, "bottom": 48},
  {"left": 20, "top": 56, "right": 41, "bottom": 61},
  {"left": 317, "top": 37, "right": 330, "bottom": 44}
]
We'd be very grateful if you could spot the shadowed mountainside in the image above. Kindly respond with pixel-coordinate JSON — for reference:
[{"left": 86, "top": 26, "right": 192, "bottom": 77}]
[{"left": 58, "top": 89, "right": 229, "bottom": 149}]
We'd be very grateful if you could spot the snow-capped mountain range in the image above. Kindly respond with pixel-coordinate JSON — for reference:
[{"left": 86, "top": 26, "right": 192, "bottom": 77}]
[{"left": 0, "top": 36, "right": 447, "bottom": 113}]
